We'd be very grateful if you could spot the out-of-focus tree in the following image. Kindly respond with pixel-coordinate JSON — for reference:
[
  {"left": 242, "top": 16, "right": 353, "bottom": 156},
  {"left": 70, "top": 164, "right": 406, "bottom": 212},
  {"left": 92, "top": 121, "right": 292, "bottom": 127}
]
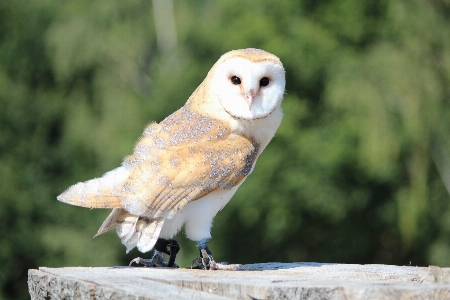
[{"left": 1, "top": 0, "right": 450, "bottom": 299}]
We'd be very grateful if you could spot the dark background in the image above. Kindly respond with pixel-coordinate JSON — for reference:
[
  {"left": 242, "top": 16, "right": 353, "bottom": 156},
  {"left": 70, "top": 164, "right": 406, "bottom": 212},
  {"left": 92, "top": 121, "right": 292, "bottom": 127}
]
[{"left": 1, "top": 1, "right": 450, "bottom": 299}]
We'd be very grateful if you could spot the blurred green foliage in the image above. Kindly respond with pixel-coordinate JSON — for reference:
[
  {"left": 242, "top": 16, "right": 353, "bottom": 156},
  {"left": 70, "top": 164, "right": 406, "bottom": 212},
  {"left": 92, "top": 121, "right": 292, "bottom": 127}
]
[{"left": 1, "top": 0, "right": 450, "bottom": 299}]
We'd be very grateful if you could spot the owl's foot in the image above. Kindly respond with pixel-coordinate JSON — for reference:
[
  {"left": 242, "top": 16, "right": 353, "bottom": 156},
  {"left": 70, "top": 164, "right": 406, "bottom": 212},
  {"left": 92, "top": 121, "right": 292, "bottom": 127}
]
[
  {"left": 129, "top": 238, "right": 180, "bottom": 268},
  {"left": 191, "top": 249, "right": 245, "bottom": 270},
  {"left": 129, "top": 250, "right": 179, "bottom": 268}
]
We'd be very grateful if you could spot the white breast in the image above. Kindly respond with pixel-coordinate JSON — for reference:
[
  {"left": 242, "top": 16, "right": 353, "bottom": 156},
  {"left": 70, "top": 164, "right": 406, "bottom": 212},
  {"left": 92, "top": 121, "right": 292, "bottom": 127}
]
[{"left": 158, "top": 182, "right": 244, "bottom": 241}]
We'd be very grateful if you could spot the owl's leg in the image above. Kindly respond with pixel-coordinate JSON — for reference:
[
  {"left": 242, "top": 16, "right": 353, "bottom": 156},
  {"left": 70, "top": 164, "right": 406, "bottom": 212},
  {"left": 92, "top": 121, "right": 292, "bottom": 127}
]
[
  {"left": 190, "top": 239, "right": 245, "bottom": 270},
  {"left": 129, "top": 238, "right": 180, "bottom": 268}
]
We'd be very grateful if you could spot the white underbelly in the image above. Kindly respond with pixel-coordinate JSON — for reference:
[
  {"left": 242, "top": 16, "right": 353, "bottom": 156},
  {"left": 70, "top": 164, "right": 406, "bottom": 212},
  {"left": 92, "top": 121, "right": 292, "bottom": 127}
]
[{"left": 159, "top": 182, "right": 243, "bottom": 241}]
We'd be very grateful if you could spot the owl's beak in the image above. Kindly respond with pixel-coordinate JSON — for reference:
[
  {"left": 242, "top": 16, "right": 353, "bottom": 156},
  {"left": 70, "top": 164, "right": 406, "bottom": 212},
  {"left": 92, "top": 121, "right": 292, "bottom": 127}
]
[{"left": 244, "top": 91, "right": 256, "bottom": 110}]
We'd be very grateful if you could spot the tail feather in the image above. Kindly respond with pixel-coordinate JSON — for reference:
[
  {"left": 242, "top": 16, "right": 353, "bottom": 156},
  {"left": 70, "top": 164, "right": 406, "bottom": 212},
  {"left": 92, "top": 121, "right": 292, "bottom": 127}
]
[
  {"left": 116, "top": 212, "right": 140, "bottom": 252},
  {"left": 136, "top": 218, "right": 165, "bottom": 253},
  {"left": 119, "top": 217, "right": 141, "bottom": 253},
  {"left": 119, "top": 216, "right": 164, "bottom": 253},
  {"left": 98, "top": 208, "right": 165, "bottom": 253},
  {"left": 57, "top": 167, "right": 129, "bottom": 208},
  {"left": 95, "top": 208, "right": 124, "bottom": 237},
  {"left": 60, "top": 165, "right": 166, "bottom": 253}
]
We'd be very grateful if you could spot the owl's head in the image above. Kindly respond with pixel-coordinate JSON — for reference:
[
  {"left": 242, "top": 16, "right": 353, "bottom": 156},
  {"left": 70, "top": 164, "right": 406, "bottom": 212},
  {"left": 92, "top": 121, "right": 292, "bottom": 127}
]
[{"left": 210, "top": 49, "right": 285, "bottom": 120}]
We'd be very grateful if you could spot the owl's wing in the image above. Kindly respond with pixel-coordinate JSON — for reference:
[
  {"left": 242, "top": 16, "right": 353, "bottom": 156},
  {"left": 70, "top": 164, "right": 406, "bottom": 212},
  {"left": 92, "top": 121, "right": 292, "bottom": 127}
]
[
  {"left": 119, "top": 132, "right": 259, "bottom": 218},
  {"left": 57, "top": 107, "right": 259, "bottom": 219}
]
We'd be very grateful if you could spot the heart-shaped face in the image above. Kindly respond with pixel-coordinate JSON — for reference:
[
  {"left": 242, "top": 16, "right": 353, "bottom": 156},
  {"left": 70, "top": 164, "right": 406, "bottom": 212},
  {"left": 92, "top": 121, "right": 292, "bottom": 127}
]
[{"left": 211, "top": 49, "right": 285, "bottom": 120}]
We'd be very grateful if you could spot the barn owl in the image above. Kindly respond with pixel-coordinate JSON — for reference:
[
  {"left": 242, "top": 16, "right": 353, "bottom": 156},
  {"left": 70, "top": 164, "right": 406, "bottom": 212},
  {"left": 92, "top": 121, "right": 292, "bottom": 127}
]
[{"left": 57, "top": 48, "right": 285, "bottom": 270}]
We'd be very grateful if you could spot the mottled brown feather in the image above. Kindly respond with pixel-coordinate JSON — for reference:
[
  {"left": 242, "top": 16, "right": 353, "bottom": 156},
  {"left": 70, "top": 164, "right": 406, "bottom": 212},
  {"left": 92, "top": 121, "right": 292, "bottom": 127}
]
[
  {"left": 118, "top": 106, "right": 259, "bottom": 217},
  {"left": 59, "top": 106, "right": 259, "bottom": 220}
]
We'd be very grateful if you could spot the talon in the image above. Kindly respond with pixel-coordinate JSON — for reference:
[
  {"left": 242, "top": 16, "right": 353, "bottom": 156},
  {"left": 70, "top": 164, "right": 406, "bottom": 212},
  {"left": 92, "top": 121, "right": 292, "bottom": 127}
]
[
  {"left": 129, "top": 257, "right": 142, "bottom": 266},
  {"left": 190, "top": 257, "right": 204, "bottom": 269},
  {"left": 129, "top": 256, "right": 162, "bottom": 267},
  {"left": 129, "top": 250, "right": 179, "bottom": 268},
  {"left": 191, "top": 249, "right": 245, "bottom": 270}
]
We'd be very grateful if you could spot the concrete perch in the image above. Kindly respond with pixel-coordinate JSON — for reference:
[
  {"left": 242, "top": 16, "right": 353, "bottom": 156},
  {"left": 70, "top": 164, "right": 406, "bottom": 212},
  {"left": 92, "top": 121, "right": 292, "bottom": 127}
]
[{"left": 28, "top": 263, "right": 450, "bottom": 299}]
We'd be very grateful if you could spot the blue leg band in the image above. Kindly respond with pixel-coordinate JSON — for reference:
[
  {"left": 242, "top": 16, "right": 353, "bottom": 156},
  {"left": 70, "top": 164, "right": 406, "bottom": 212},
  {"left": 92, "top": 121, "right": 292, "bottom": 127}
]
[{"left": 195, "top": 238, "right": 209, "bottom": 249}]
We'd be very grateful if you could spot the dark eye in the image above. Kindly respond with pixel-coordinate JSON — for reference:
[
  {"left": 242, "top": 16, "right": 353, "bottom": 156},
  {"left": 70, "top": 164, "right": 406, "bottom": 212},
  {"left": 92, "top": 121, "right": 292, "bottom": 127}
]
[
  {"left": 231, "top": 76, "right": 241, "bottom": 85},
  {"left": 260, "top": 77, "right": 270, "bottom": 87}
]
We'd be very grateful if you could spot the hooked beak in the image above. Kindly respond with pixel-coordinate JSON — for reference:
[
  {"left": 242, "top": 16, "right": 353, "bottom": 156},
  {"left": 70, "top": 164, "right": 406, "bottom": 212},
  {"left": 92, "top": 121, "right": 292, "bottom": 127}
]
[{"left": 244, "top": 90, "right": 256, "bottom": 110}]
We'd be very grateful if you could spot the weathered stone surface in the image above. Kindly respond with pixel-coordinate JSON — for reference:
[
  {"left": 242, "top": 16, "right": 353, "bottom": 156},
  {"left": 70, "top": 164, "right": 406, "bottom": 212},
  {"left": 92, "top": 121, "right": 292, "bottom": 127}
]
[{"left": 28, "top": 263, "right": 450, "bottom": 299}]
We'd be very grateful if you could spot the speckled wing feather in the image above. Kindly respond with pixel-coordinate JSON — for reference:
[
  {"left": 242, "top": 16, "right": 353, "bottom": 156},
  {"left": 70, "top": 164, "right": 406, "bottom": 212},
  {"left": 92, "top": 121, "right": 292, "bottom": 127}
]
[
  {"left": 119, "top": 106, "right": 259, "bottom": 218},
  {"left": 58, "top": 106, "right": 259, "bottom": 220}
]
